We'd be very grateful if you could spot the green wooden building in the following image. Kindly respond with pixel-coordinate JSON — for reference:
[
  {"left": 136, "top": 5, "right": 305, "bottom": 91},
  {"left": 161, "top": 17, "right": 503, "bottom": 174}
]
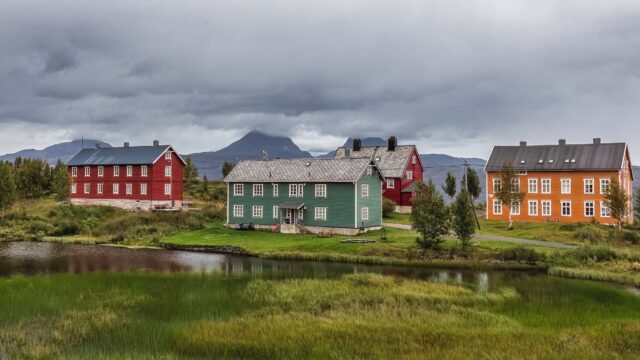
[{"left": 224, "top": 158, "right": 384, "bottom": 235}]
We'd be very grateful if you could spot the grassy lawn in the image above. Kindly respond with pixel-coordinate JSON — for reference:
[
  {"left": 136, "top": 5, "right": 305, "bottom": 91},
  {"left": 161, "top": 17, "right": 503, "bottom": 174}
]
[{"left": 0, "top": 272, "right": 638, "bottom": 359}]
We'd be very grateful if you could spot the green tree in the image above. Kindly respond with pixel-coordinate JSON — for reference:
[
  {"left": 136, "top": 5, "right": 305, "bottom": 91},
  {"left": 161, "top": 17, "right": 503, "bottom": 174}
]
[
  {"left": 604, "top": 178, "right": 629, "bottom": 229},
  {"left": 493, "top": 163, "right": 525, "bottom": 230},
  {"left": 462, "top": 167, "right": 481, "bottom": 200},
  {"left": 411, "top": 179, "right": 450, "bottom": 249},
  {"left": 222, "top": 161, "right": 236, "bottom": 178},
  {"left": 15, "top": 159, "right": 49, "bottom": 199},
  {"left": 0, "top": 162, "right": 17, "bottom": 218},
  {"left": 442, "top": 172, "right": 457, "bottom": 199},
  {"left": 452, "top": 188, "right": 476, "bottom": 247},
  {"left": 382, "top": 198, "right": 395, "bottom": 218},
  {"left": 50, "top": 160, "right": 70, "bottom": 201},
  {"left": 634, "top": 187, "right": 640, "bottom": 225},
  {"left": 183, "top": 156, "right": 199, "bottom": 188}
]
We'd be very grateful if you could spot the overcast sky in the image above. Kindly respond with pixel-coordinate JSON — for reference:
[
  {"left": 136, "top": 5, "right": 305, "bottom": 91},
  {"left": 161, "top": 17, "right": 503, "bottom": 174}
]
[{"left": 1, "top": 0, "right": 640, "bottom": 159}]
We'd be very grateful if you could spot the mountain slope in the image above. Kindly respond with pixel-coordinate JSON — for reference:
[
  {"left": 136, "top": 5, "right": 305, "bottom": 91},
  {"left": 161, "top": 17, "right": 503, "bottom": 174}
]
[{"left": 0, "top": 139, "right": 112, "bottom": 165}]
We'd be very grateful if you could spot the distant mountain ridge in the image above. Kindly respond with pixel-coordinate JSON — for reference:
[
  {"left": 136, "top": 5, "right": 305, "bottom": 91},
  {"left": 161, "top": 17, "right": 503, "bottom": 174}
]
[{"left": 0, "top": 139, "right": 112, "bottom": 165}]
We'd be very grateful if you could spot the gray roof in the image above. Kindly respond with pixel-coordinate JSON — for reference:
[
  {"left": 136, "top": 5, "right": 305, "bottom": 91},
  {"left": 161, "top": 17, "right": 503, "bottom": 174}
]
[
  {"left": 224, "top": 158, "right": 376, "bottom": 183},
  {"left": 66, "top": 145, "right": 186, "bottom": 166},
  {"left": 334, "top": 145, "right": 418, "bottom": 178},
  {"left": 485, "top": 142, "right": 629, "bottom": 172}
]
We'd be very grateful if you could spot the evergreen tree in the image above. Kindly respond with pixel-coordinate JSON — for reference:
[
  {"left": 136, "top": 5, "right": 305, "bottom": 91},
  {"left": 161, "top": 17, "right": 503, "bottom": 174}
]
[
  {"left": 50, "top": 160, "right": 70, "bottom": 202},
  {"left": 462, "top": 167, "right": 481, "bottom": 200},
  {"left": 183, "top": 156, "right": 199, "bottom": 188},
  {"left": 442, "top": 172, "right": 457, "bottom": 199},
  {"left": 493, "top": 162, "right": 526, "bottom": 230},
  {"left": 604, "top": 178, "right": 629, "bottom": 229},
  {"left": 222, "top": 161, "right": 236, "bottom": 178},
  {"left": 411, "top": 179, "right": 450, "bottom": 249},
  {"left": 452, "top": 188, "right": 476, "bottom": 247},
  {"left": 0, "top": 162, "right": 17, "bottom": 218},
  {"left": 15, "top": 159, "right": 48, "bottom": 199}
]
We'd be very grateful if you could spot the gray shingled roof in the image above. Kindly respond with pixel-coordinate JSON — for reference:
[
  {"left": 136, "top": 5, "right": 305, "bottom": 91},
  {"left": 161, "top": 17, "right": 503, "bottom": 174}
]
[
  {"left": 224, "top": 158, "right": 376, "bottom": 183},
  {"left": 485, "top": 142, "right": 628, "bottom": 172},
  {"left": 334, "top": 145, "right": 417, "bottom": 178},
  {"left": 66, "top": 145, "right": 186, "bottom": 166}
]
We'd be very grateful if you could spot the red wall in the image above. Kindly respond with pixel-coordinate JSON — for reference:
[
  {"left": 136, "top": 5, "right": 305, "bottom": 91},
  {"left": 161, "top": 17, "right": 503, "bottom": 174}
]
[{"left": 382, "top": 147, "right": 424, "bottom": 206}]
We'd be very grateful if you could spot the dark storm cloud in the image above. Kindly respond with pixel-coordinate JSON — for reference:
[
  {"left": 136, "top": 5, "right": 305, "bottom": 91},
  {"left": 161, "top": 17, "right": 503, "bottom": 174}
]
[{"left": 1, "top": 0, "right": 640, "bottom": 157}]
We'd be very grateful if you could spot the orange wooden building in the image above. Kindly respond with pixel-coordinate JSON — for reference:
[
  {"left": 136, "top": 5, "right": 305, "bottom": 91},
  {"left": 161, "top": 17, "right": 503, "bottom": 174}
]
[{"left": 485, "top": 139, "right": 634, "bottom": 224}]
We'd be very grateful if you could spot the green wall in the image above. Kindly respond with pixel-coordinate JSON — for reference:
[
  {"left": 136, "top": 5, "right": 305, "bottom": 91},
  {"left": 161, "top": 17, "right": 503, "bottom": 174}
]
[{"left": 356, "top": 167, "right": 383, "bottom": 228}]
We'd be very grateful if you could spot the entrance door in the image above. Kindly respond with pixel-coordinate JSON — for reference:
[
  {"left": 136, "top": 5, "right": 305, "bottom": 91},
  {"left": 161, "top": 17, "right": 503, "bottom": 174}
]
[{"left": 285, "top": 209, "right": 296, "bottom": 224}]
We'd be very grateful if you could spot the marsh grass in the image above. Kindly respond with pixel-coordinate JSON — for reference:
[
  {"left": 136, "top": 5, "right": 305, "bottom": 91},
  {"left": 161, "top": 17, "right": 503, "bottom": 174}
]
[{"left": 0, "top": 272, "right": 639, "bottom": 359}]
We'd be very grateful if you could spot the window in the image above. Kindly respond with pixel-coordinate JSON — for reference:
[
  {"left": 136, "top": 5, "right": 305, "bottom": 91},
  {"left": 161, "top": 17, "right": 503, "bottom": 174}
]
[
  {"left": 541, "top": 200, "right": 552, "bottom": 216},
  {"left": 406, "top": 171, "right": 413, "bottom": 180},
  {"left": 584, "top": 201, "right": 595, "bottom": 217},
  {"left": 84, "top": 166, "right": 90, "bottom": 177},
  {"left": 367, "top": 166, "right": 373, "bottom": 175},
  {"left": 164, "top": 184, "right": 171, "bottom": 195},
  {"left": 126, "top": 166, "right": 133, "bottom": 177},
  {"left": 72, "top": 167, "right": 77, "bottom": 177},
  {"left": 84, "top": 183, "right": 90, "bottom": 194},
  {"left": 510, "top": 201, "right": 520, "bottom": 215},
  {"left": 387, "top": 179, "right": 395, "bottom": 189},
  {"left": 361, "top": 184, "right": 369, "bottom": 197},
  {"left": 113, "top": 166, "right": 120, "bottom": 177},
  {"left": 528, "top": 200, "right": 538, "bottom": 216},
  {"left": 252, "top": 205, "right": 263, "bottom": 218},
  {"left": 113, "top": 183, "right": 119, "bottom": 195},
  {"left": 289, "top": 184, "right": 304, "bottom": 198},
  {"left": 584, "top": 179, "right": 594, "bottom": 194},
  {"left": 234, "top": 184, "right": 244, "bottom": 196},
  {"left": 511, "top": 178, "right": 520, "bottom": 192},
  {"left": 126, "top": 183, "right": 133, "bottom": 195},
  {"left": 97, "top": 183, "right": 103, "bottom": 194},
  {"left": 140, "top": 183, "right": 147, "bottom": 195},
  {"left": 600, "top": 179, "right": 610, "bottom": 194},
  {"left": 253, "top": 184, "right": 263, "bottom": 197},
  {"left": 71, "top": 183, "right": 77, "bottom": 194},
  {"left": 165, "top": 166, "right": 171, "bottom": 177},
  {"left": 361, "top": 207, "right": 369, "bottom": 221},
  {"left": 493, "top": 179, "right": 502, "bottom": 193},
  {"left": 493, "top": 200, "right": 502, "bottom": 215},
  {"left": 561, "top": 201, "right": 571, "bottom": 217},
  {"left": 561, "top": 179, "right": 571, "bottom": 194},
  {"left": 315, "top": 207, "right": 327, "bottom": 221},
  {"left": 528, "top": 179, "right": 538, "bottom": 193},
  {"left": 233, "top": 205, "right": 243, "bottom": 218},
  {"left": 98, "top": 166, "right": 104, "bottom": 177},
  {"left": 273, "top": 206, "right": 278, "bottom": 219},
  {"left": 541, "top": 179, "right": 551, "bottom": 194},
  {"left": 165, "top": 152, "right": 171, "bottom": 160},
  {"left": 600, "top": 201, "right": 611, "bottom": 217},
  {"left": 141, "top": 165, "right": 148, "bottom": 177},
  {"left": 315, "top": 184, "right": 327, "bottom": 198},
  {"left": 273, "top": 184, "right": 279, "bottom": 197},
  {"left": 412, "top": 155, "right": 417, "bottom": 164}
]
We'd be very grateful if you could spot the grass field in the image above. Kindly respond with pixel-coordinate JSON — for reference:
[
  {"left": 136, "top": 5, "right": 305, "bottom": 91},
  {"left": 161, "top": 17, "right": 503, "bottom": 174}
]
[{"left": 0, "top": 272, "right": 638, "bottom": 359}]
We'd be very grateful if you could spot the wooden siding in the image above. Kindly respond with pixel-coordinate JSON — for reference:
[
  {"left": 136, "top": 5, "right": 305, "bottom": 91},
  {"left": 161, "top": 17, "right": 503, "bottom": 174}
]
[
  {"left": 382, "top": 147, "right": 424, "bottom": 206},
  {"left": 356, "top": 166, "right": 383, "bottom": 228}
]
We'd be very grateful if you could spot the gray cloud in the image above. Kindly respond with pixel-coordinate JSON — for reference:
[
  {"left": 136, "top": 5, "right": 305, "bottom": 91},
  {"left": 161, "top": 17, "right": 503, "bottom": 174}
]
[{"left": 1, "top": 0, "right": 640, "bottom": 159}]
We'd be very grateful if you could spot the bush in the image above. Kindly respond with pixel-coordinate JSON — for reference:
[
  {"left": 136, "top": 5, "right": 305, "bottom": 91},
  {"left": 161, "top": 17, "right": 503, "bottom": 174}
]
[
  {"left": 621, "top": 230, "right": 640, "bottom": 244},
  {"left": 572, "top": 226, "right": 606, "bottom": 243},
  {"left": 567, "top": 246, "right": 620, "bottom": 263},
  {"left": 382, "top": 199, "right": 395, "bottom": 218},
  {"left": 498, "top": 247, "right": 546, "bottom": 264},
  {"left": 50, "top": 220, "right": 81, "bottom": 236},
  {"left": 28, "top": 220, "right": 53, "bottom": 235},
  {"left": 559, "top": 223, "right": 585, "bottom": 231}
]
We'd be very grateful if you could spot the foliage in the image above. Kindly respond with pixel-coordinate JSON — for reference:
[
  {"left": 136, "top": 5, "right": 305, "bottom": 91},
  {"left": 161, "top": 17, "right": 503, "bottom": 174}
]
[
  {"left": 572, "top": 225, "right": 606, "bottom": 244},
  {"left": 604, "top": 178, "right": 629, "bottom": 228},
  {"left": 0, "top": 162, "right": 17, "bottom": 218},
  {"left": 621, "top": 229, "right": 640, "bottom": 244},
  {"left": 222, "top": 161, "right": 236, "bottom": 178},
  {"left": 498, "top": 247, "right": 546, "bottom": 264},
  {"left": 50, "top": 160, "right": 70, "bottom": 202},
  {"left": 493, "top": 162, "right": 526, "bottom": 229},
  {"left": 461, "top": 167, "right": 481, "bottom": 199},
  {"left": 15, "top": 158, "right": 50, "bottom": 199},
  {"left": 451, "top": 188, "right": 476, "bottom": 247},
  {"left": 382, "top": 199, "right": 395, "bottom": 218},
  {"left": 565, "top": 246, "right": 621, "bottom": 264},
  {"left": 410, "top": 180, "right": 450, "bottom": 249},
  {"left": 442, "top": 172, "right": 456, "bottom": 199},
  {"left": 183, "top": 156, "right": 199, "bottom": 188}
]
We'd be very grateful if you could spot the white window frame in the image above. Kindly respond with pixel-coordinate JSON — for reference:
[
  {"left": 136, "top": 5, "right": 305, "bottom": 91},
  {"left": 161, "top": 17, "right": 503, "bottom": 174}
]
[
  {"left": 71, "top": 167, "right": 77, "bottom": 177},
  {"left": 361, "top": 184, "right": 369, "bottom": 198},
  {"left": 98, "top": 166, "right": 104, "bottom": 177},
  {"left": 541, "top": 200, "right": 552, "bottom": 216},
  {"left": 600, "top": 201, "right": 611, "bottom": 218},
  {"left": 315, "top": 184, "right": 327, "bottom": 198},
  {"left": 493, "top": 179, "right": 501, "bottom": 193},
  {"left": 233, "top": 205, "right": 243, "bottom": 218},
  {"left": 113, "top": 165, "right": 120, "bottom": 177},
  {"left": 528, "top": 178, "right": 538, "bottom": 194},
  {"left": 113, "top": 183, "right": 119, "bottom": 195},
  {"left": 253, "top": 184, "right": 264, "bottom": 197},
  {"left": 584, "top": 179, "right": 594, "bottom": 194},
  {"left": 412, "top": 155, "right": 417, "bottom": 164},
  {"left": 584, "top": 201, "right": 595, "bottom": 217},
  {"left": 165, "top": 166, "right": 172, "bottom": 177},
  {"left": 165, "top": 152, "right": 171, "bottom": 160},
  {"left": 126, "top": 165, "right": 133, "bottom": 177},
  {"left": 511, "top": 178, "right": 520, "bottom": 192},
  {"left": 234, "top": 184, "right": 244, "bottom": 196},
  {"left": 71, "top": 183, "right": 77, "bottom": 194},
  {"left": 252, "top": 205, "right": 263, "bottom": 218},
  {"left": 273, "top": 206, "right": 278, "bottom": 219},
  {"left": 510, "top": 201, "right": 520, "bottom": 215},
  {"left": 273, "top": 184, "right": 279, "bottom": 197},
  {"left": 97, "top": 183, "right": 103, "bottom": 194},
  {"left": 541, "top": 178, "right": 551, "bottom": 194},
  {"left": 561, "top": 179, "right": 571, "bottom": 194},
  {"left": 561, "top": 201, "right": 572, "bottom": 217},
  {"left": 493, "top": 200, "right": 502, "bottom": 215},
  {"left": 126, "top": 183, "right": 133, "bottom": 195},
  {"left": 599, "top": 179, "right": 610, "bottom": 194},
  {"left": 406, "top": 171, "right": 413, "bottom": 180},
  {"left": 361, "top": 207, "right": 369, "bottom": 221},
  {"left": 367, "top": 166, "right": 373, "bottom": 175},
  {"left": 289, "top": 184, "right": 304, "bottom": 198},
  {"left": 528, "top": 200, "right": 538, "bottom": 216},
  {"left": 84, "top": 183, "right": 90, "bottom": 194},
  {"left": 315, "top": 207, "right": 327, "bottom": 221},
  {"left": 140, "top": 183, "right": 147, "bottom": 195},
  {"left": 141, "top": 165, "right": 148, "bottom": 177},
  {"left": 164, "top": 183, "right": 171, "bottom": 196},
  {"left": 84, "top": 166, "right": 90, "bottom": 177},
  {"left": 386, "top": 179, "right": 395, "bottom": 189}
]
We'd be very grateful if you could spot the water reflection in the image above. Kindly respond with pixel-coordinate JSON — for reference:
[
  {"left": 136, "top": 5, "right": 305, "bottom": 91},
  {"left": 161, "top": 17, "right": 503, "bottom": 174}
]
[{"left": 0, "top": 242, "right": 538, "bottom": 292}]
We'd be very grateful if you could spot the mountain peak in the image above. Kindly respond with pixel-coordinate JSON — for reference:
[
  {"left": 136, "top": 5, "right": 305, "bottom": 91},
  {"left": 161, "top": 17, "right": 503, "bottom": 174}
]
[{"left": 0, "top": 139, "right": 112, "bottom": 165}]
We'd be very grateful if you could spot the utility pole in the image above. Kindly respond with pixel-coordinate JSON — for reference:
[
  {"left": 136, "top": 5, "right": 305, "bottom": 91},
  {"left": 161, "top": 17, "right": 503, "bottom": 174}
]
[{"left": 464, "top": 160, "right": 481, "bottom": 230}]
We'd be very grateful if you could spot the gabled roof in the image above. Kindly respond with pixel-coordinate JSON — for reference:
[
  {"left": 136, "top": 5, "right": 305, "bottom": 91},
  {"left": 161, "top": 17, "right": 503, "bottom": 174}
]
[
  {"left": 66, "top": 145, "right": 186, "bottom": 166},
  {"left": 485, "top": 142, "right": 629, "bottom": 173},
  {"left": 334, "top": 145, "right": 420, "bottom": 178},
  {"left": 224, "top": 158, "right": 379, "bottom": 183}
]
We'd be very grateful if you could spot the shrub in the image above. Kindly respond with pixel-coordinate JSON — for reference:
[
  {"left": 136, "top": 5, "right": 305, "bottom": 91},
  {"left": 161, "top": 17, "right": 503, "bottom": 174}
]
[
  {"left": 50, "top": 220, "right": 81, "bottom": 236},
  {"left": 572, "top": 226, "right": 606, "bottom": 243},
  {"left": 559, "top": 223, "right": 584, "bottom": 231},
  {"left": 382, "top": 199, "right": 395, "bottom": 218},
  {"left": 567, "top": 246, "right": 620, "bottom": 263},
  {"left": 621, "top": 230, "right": 640, "bottom": 244},
  {"left": 28, "top": 220, "right": 52, "bottom": 235},
  {"left": 498, "top": 247, "right": 546, "bottom": 264}
]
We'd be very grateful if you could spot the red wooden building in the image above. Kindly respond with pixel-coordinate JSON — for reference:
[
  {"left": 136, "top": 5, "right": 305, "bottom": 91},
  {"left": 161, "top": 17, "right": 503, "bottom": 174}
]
[
  {"left": 66, "top": 140, "right": 186, "bottom": 210},
  {"left": 334, "top": 137, "right": 424, "bottom": 212}
]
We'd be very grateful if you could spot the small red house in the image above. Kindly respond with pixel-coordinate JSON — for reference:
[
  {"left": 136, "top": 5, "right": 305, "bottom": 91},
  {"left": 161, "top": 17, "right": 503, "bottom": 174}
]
[
  {"left": 334, "top": 137, "right": 424, "bottom": 213},
  {"left": 66, "top": 140, "right": 186, "bottom": 210}
]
